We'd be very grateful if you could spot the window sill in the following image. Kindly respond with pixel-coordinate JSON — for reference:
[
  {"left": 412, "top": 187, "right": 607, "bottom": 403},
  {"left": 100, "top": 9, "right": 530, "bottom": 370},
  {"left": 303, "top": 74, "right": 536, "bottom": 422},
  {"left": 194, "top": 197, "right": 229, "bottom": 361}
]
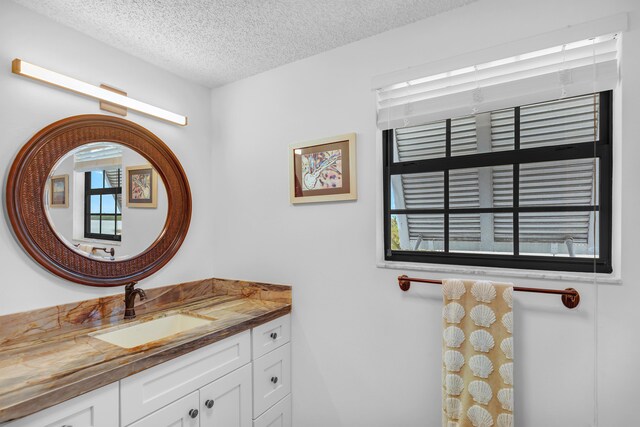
[
  {"left": 376, "top": 260, "right": 622, "bottom": 284},
  {"left": 72, "top": 237, "right": 121, "bottom": 247}
]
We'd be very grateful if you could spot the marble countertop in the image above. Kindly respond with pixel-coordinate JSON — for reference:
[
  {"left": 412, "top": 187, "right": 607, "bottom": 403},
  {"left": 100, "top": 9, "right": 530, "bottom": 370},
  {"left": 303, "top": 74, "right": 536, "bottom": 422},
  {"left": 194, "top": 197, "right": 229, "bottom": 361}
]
[{"left": 0, "top": 278, "right": 291, "bottom": 422}]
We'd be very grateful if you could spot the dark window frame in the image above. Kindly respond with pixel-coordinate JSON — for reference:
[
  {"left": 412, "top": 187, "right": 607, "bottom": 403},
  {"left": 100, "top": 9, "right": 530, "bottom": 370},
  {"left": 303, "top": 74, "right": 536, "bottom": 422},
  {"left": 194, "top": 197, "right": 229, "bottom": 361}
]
[
  {"left": 84, "top": 169, "right": 122, "bottom": 242},
  {"left": 383, "top": 91, "right": 613, "bottom": 273}
]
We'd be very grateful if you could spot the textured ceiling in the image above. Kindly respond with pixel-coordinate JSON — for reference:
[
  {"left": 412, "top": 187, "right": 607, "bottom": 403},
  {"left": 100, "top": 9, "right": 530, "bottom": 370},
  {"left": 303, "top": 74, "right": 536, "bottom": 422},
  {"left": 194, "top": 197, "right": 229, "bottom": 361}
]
[{"left": 11, "top": 0, "right": 477, "bottom": 88}]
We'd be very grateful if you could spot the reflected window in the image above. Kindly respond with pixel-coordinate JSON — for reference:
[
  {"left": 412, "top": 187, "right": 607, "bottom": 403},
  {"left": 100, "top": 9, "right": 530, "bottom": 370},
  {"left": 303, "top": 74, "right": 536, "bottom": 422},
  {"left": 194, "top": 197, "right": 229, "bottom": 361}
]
[
  {"left": 84, "top": 168, "right": 122, "bottom": 241},
  {"left": 383, "top": 92, "right": 612, "bottom": 273}
]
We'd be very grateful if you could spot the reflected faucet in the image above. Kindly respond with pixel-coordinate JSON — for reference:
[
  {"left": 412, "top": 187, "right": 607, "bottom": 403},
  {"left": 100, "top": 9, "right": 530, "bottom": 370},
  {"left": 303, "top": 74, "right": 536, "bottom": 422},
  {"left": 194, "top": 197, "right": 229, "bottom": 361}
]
[{"left": 124, "top": 282, "right": 147, "bottom": 320}]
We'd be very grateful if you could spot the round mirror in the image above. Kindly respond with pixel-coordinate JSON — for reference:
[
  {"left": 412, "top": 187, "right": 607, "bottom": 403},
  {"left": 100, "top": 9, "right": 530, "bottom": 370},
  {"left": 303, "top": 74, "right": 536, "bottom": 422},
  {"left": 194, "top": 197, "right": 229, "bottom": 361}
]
[
  {"left": 44, "top": 142, "right": 169, "bottom": 261},
  {"left": 6, "top": 115, "right": 191, "bottom": 286}
]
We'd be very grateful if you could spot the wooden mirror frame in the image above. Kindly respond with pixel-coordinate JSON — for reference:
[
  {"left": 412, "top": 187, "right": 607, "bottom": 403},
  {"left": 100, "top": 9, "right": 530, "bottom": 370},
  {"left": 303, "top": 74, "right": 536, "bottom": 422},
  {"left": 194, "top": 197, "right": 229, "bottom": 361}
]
[{"left": 6, "top": 115, "right": 192, "bottom": 287}]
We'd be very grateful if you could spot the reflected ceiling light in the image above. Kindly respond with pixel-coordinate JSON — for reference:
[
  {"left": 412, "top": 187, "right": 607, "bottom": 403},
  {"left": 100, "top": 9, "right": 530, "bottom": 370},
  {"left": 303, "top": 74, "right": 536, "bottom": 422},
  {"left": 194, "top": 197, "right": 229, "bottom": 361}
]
[{"left": 11, "top": 59, "right": 188, "bottom": 126}]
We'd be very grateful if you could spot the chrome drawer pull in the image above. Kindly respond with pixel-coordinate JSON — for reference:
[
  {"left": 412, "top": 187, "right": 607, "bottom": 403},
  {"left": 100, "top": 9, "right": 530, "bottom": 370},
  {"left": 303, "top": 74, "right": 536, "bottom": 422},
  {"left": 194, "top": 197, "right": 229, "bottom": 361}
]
[
  {"left": 270, "top": 332, "right": 278, "bottom": 339},
  {"left": 270, "top": 376, "right": 278, "bottom": 384},
  {"left": 205, "top": 399, "right": 214, "bottom": 409},
  {"left": 189, "top": 408, "right": 199, "bottom": 418}
]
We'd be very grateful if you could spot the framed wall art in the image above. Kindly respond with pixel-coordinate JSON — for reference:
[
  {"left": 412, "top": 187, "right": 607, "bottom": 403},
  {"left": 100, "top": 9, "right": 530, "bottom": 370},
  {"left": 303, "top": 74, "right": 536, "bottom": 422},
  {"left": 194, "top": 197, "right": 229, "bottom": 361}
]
[
  {"left": 289, "top": 133, "right": 357, "bottom": 204},
  {"left": 126, "top": 165, "right": 158, "bottom": 208},
  {"left": 49, "top": 174, "right": 69, "bottom": 208}
]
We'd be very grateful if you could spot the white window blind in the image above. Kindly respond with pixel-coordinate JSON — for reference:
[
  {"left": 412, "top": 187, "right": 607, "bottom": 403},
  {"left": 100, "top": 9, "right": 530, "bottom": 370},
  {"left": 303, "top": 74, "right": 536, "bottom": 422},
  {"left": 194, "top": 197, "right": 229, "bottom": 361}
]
[
  {"left": 373, "top": 15, "right": 625, "bottom": 130},
  {"left": 74, "top": 143, "right": 123, "bottom": 172}
]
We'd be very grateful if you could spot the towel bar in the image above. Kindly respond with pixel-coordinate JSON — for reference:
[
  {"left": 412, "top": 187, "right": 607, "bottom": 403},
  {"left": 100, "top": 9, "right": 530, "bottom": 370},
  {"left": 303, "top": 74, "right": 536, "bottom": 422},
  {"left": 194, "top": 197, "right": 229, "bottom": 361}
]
[
  {"left": 73, "top": 244, "right": 115, "bottom": 257},
  {"left": 397, "top": 275, "right": 580, "bottom": 309}
]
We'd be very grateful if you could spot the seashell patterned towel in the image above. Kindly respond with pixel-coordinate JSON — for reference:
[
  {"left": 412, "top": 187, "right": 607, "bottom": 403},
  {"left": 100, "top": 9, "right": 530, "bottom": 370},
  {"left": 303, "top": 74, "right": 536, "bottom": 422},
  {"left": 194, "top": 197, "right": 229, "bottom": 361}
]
[{"left": 442, "top": 279, "right": 514, "bottom": 427}]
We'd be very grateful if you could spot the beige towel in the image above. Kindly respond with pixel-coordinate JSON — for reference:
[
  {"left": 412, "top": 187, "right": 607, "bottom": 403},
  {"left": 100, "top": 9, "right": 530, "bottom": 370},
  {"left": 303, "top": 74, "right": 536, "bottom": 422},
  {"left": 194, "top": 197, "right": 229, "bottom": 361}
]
[
  {"left": 76, "top": 244, "right": 94, "bottom": 255},
  {"left": 442, "top": 279, "right": 514, "bottom": 427}
]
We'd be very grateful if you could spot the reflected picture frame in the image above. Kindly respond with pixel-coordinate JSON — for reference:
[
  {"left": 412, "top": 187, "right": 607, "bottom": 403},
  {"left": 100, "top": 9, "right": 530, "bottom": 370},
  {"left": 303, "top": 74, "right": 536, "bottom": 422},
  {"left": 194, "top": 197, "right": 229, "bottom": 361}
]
[
  {"left": 126, "top": 164, "right": 158, "bottom": 208},
  {"left": 289, "top": 133, "right": 357, "bottom": 204},
  {"left": 49, "top": 174, "right": 69, "bottom": 208}
]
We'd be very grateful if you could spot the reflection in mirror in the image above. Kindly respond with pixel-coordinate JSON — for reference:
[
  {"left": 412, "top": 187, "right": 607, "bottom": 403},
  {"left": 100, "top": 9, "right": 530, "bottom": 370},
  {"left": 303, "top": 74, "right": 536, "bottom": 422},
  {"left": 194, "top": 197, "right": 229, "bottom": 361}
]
[{"left": 44, "top": 142, "right": 168, "bottom": 261}]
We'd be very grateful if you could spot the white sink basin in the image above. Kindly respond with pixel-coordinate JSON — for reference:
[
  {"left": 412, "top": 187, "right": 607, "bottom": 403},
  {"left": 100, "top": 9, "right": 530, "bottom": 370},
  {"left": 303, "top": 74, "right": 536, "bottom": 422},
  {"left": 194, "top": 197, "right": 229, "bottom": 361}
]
[{"left": 92, "top": 313, "right": 214, "bottom": 349}]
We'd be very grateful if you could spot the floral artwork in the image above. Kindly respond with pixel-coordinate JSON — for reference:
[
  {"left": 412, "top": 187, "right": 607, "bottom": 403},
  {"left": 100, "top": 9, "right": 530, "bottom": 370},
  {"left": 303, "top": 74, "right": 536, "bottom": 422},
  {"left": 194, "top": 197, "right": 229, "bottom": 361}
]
[
  {"left": 130, "top": 171, "right": 152, "bottom": 200},
  {"left": 289, "top": 134, "right": 357, "bottom": 204},
  {"left": 301, "top": 149, "right": 343, "bottom": 190},
  {"left": 126, "top": 165, "right": 157, "bottom": 208}
]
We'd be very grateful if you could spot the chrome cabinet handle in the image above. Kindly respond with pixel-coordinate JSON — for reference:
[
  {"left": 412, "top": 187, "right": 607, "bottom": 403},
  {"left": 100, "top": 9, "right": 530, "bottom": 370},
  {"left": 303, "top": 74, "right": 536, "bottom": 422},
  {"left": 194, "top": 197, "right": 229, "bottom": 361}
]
[
  {"left": 271, "top": 376, "right": 278, "bottom": 384},
  {"left": 189, "top": 408, "right": 199, "bottom": 418},
  {"left": 270, "top": 332, "right": 278, "bottom": 339},
  {"left": 205, "top": 399, "right": 214, "bottom": 409}
]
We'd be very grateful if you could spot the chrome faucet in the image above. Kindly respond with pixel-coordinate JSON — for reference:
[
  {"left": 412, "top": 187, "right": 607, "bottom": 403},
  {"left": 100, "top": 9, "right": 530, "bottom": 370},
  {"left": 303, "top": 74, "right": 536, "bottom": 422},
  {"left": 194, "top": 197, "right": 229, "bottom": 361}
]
[{"left": 124, "top": 282, "right": 147, "bottom": 320}]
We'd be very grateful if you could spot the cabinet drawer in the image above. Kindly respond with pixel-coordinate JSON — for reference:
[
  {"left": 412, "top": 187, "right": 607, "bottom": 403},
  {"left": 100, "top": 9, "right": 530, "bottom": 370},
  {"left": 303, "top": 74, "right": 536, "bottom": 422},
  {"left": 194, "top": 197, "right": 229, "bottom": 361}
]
[
  {"left": 253, "top": 394, "right": 291, "bottom": 427},
  {"left": 252, "top": 343, "right": 291, "bottom": 417},
  {"left": 252, "top": 315, "right": 290, "bottom": 359},
  {"left": 121, "top": 331, "right": 250, "bottom": 426},
  {"left": 128, "top": 391, "right": 199, "bottom": 427},
  {"left": 3, "top": 383, "right": 118, "bottom": 427},
  {"left": 200, "top": 364, "right": 252, "bottom": 427}
]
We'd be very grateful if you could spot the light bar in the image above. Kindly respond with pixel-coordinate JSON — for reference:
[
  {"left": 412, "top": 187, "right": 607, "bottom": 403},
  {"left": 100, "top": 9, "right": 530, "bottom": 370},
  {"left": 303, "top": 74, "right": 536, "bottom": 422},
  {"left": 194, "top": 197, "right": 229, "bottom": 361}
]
[{"left": 12, "top": 58, "right": 188, "bottom": 126}]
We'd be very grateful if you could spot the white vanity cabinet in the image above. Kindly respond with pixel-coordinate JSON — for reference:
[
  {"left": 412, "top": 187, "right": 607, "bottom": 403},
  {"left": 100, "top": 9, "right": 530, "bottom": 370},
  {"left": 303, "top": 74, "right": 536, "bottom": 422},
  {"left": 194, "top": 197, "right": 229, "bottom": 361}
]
[
  {"left": 253, "top": 395, "right": 292, "bottom": 427},
  {"left": 199, "top": 364, "right": 252, "bottom": 427},
  {"left": 253, "top": 343, "right": 291, "bottom": 417},
  {"left": 124, "top": 358, "right": 254, "bottom": 427},
  {"left": 127, "top": 365, "right": 253, "bottom": 427},
  {"left": 252, "top": 314, "right": 291, "bottom": 359},
  {"left": 2, "top": 382, "right": 119, "bottom": 427},
  {"left": 2, "top": 314, "right": 291, "bottom": 427},
  {"left": 124, "top": 315, "right": 291, "bottom": 427},
  {"left": 251, "top": 315, "right": 292, "bottom": 426},
  {"left": 127, "top": 391, "right": 200, "bottom": 427},
  {"left": 119, "top": 331, "right": 251, "bottom": 426}
]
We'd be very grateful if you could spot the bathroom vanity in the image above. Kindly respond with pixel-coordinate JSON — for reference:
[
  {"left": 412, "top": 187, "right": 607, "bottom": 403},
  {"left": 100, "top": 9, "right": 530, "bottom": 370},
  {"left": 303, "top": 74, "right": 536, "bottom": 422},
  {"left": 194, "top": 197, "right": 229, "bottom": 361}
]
[
  {"left": 1, "top": 117, "right": 295, "bottom": 425},
  {"left": 0, "top": 278, "right": 292, "bottom": 427}
]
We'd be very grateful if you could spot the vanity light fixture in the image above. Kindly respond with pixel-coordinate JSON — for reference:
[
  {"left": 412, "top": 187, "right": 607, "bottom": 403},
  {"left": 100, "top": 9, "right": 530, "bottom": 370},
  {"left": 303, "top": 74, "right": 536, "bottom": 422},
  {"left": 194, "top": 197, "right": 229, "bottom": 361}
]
[{"left": 11, "top": 58, "right": 188, "bottom": 126}]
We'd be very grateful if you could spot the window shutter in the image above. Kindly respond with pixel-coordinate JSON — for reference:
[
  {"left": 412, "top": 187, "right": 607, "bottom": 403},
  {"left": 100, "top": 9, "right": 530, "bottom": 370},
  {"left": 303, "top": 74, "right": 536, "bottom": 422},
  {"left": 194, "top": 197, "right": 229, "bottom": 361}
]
[
  {"left": 492, "top": 95, "right": 597, "bottom": 244},
  {"left": 396, "top": 118, "right": 481, "bottom": 244},
  {"left": 394, "top": 121, "right": 445, "bottom": 243},
  {"left": 450, "top": 116, "right": 481, "bottom": 242},
  {"left": 104, "top": 169, "right": 122, "bottom": 189},
  {"left": 396, "top": 93, "right": 598, "bottom": 249},
  {"left": 395, "top": 121, "right": 446, "bottom": 162},
  {"left": 105, "top": 169, "right": 123, "bottom": 211}
]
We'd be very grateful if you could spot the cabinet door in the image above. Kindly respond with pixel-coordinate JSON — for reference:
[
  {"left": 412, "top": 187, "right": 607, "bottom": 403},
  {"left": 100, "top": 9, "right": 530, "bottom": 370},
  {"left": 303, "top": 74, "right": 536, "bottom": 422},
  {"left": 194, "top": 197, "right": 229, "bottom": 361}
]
[
  {"left": 127, "top": 391, "right": 199, "bottom": 427},
  {"left": 252, "top": 343, "right": 291, "bottom": 417},
  {"left": 121, "top": 331, "right": 250, "bottom": 425},
  {"left": 251, "top": 315, "right": 290, "bottom": 359},
  {"left": 200, "top": 364, "right": 252, "bottom": 427},
  {"left": 253, "top": 395, "right": 291, "bottom": 427},
  {"left": 3, "top": 383, "right": 118, "bottom": 427}
]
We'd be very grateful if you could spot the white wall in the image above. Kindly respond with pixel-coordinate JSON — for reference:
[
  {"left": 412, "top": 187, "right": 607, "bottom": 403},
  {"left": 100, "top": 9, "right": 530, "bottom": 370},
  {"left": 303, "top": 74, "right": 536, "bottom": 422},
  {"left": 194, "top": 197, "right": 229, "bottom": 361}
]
[
  {"left": 210, "top": 0, "right": 640, "bottom": 425},
  {"left": 119, "top": 148, "right": 169, "bottom": 258},
  {"left": 46, "top": 154, "right": 75, "bottom": 244},
  {"left": 0, "top": 1, "right": 214, "bottom": 313}
]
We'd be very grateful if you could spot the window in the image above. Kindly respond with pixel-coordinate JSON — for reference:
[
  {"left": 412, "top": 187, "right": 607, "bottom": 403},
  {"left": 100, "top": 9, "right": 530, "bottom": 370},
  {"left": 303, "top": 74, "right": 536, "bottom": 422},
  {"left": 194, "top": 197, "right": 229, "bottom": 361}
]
[
  {"left": 383, "top": 92, "right": 612, "bottom": 273},
  {"left": 84, "top": 169, "right": 122, "bottom": 241}
]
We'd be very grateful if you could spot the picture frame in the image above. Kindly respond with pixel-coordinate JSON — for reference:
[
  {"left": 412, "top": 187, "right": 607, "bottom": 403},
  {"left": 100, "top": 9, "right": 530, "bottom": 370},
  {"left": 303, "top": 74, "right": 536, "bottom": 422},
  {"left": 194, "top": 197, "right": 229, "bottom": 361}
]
[
  {"left": 126, "top": 165, "right": 158, "bottom": 208},
  {"left": 289, "top": 133, "right": 357, "bottom": 204},
  {"left": 49, "top": 174, "right": 69, "bottom": 208}
]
